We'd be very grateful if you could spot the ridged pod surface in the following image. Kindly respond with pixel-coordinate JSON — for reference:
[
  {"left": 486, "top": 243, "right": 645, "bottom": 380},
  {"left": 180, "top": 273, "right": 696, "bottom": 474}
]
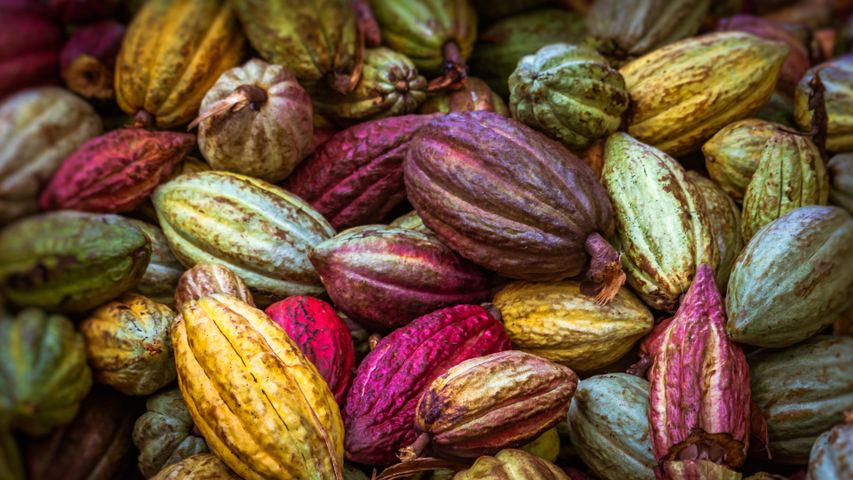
[
  {"left": 115, "top": 0, "right": 245, "bottom": 128},
  {"left": 131, "top": 221, "right": 184, "bottom": 307},
  {"left": 795, "top": 55, "right": 853, "bottom": 153},
  {"left": 151, "top": 454, "right": 239, "bottom": 480},
  {"left": 310, "top": 225, "right": 490, "bottom": 332},
  {"left": 153, "top": 171, "right": 335, "bottom": 306},
  {"left": 726, "top": 206, "right": 853, "bottom": 347},
  {"left": 344, "top": 304, "right": 511, "bottom": 465},
  {"left": 602, "top": 133, "right": 718, "bottom": 312},
  {"left": 687, "top": 172, "right": 742, "bottom": 292},
  {"left": 829, "top": 153, "right": 853, "bottom": 213},
  {"left": 493, "top": 281, "right": 652, "bottom": 372},
  {"left": 0, "top": 211, "right": 151, "bottom": 313},
  {"left": 702, "top": 119, "right": 779, "bottom": 202},
  {"left": 621, "top": 32, "right": 788, "bottom": 156},
  {"left": 749, "top": 336, "right": 853, "bottom": 463},
  {"left": 172, "top": 294, "right": 345, "bottom": 480},
  {"left": 174, "top": 263, "right": 254, "bottom": 313},
  {"left": 419, "top": 77, "right": 508, "bottom": 116},
  {"left": 452, "top": 449, "right": 570, "bottom": 480},
  {"left": 807, "top": 421, "right": 852, "bottom": 480},
  {"left": 411, "top": 351, "right": 578, "bottom": 459},
  {"left": 509, "top": 43, "right": 629, "bottom": 150},
  {"left": 283, "top": 114, "right": 438, "bottom": 230},
  {"left": 568, "top": 374, "right": 656, "bottom": 480}
]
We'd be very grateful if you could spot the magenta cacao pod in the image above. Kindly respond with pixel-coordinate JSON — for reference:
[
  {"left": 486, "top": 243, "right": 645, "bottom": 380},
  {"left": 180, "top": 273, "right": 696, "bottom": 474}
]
[
  {"left": 404, "top": 112, "right": 624, "bottom": 303},
  {"left": 343, "top": 304, "right": 512, "bottom": 465},
  {"left": 0, "top": 7, "right": 62, "bottom": 99},
  {"left": 265, "top": 296, "right": 355, "bottom": 405},
  {"left": 282, "top": 114, "right": 439, "bottom": 230},
  {"left": 60, "top": 20, "right": 125, "bottom": 100},
  {"left": 648, "top": 264, "right": 751, "bottom": 469},
  {"left": 309, "top": 225, "right": 490, "bottom": 332},
  {"left": 40, "top": 128, "right": 196, "bottom": 213}
]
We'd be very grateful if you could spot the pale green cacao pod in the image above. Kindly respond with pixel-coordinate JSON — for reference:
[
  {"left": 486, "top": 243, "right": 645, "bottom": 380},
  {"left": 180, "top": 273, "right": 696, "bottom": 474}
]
[
  {"left": 687, "top": 171, "right": 742, "bottom": 292},
  {"left": 829, "top": 153, "right": 853, "bottom": 213},
  {"left": 807, "top": 422, "right": 853, "bottom": 480},
  {"left": 702, "top": 119, "right": 778, "bottom": 202},
  {"left": 131, "top": 220, "right": 184, "bottom": 307},
  {"left": 795, "top": 54, "right": 853, "bottom": 153}
]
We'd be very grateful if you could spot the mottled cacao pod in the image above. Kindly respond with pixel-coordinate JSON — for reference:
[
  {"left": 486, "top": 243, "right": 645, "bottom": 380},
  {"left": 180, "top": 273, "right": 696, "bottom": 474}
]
[
  {"left": 0, "top": 87, "right": 101, "bottom": 225},
  {"left": 0, "top": 7, "right": 61, "bottom": 99},
  {"left": 131, "top": 221, "right": 183, "bottom": 307},
  {"left": 0, "top": 309, "right": 92, "bottom": 436},
  {"left": 40, "top": 128, "right": 196, "bottom": 214},
  {"left": 173, "top": 294, "right": 345, "bottom": 479},
  {"left": 174, "top": 263, "right": 254, "bottom": 313},
  {"left": 283, "top": 114, "right": 438, "bottom": 230},
  {"left": 602, "top": 133, "right": 718, "bottom": 312},
  {"left": 795, "top": 55, "right": 853, "bottom": 153},
  {"left": 807, "top": 421, "right": 852, "bottom": 480},
  {"left": 453, "top": 449, "right": 570, "bottom": 480},
  {"left": 60, "top": 21, "right": 125, "bottom": 100},
  {"left": 310, "top": 225, "right": 490, "bottom": 332},
  {"left": 509, "top": 44, "right": 629, "bottom": 150},
  {"left": 151, "top": 454, "right": 239, "bottom": 480},
  {"left": 153, "top": 171, "right": 335, "bottom": 305},
  {"left": 727, "top": 206, "right": 853, "bottom": 347},
  {"left": 0, "top": 211, "right": 151, "bottom": 313},
  {"left": 493, "top": 281, "right": 652, "bottom": 372},
  {"left": 133, "top": 388, "right": 209, "bottom": 478},
  {"left": 115, "top": 0, "right": 245, "bottom": 128},
  {"left": 829, "top": 153, "right": 853, "bottom": 213},
  {"left": 344, "top": 304, "right": 511, "bottom": 465},
  {"left": 621, "top": 32, "right": 788, "bottom": 156},
  {"left": 419, "top": 77, "right": 508, "bottom": 116},
  {"left": 750, "top": 336, "right": 853, "bottom": 463},
  {"left": 702, "top": 119, "right": 780, "bottom": 202}
]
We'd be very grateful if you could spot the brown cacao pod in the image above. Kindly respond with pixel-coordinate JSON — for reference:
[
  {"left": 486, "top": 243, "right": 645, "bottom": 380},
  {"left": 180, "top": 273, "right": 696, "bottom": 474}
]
[
  {"left": 60, "top": 20, "right": 125, "bottom": 100},
  {"left": 173, "top": 263, "right": 254, "bottom": 313},
  {"left": 419, "top": 78, "right": 508, "bottom": 116}
]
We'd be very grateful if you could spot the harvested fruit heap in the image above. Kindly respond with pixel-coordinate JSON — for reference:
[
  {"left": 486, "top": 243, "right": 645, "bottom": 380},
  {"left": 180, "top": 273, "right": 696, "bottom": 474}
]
[{"left": 1, "top": 0, "right": 853, "bottom": 479}]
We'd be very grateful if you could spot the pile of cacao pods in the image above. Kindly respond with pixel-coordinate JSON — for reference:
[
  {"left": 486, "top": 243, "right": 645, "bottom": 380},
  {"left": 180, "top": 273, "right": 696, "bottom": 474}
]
[{"left": 1, "top": 0, "right": 852, "bottom": 479}]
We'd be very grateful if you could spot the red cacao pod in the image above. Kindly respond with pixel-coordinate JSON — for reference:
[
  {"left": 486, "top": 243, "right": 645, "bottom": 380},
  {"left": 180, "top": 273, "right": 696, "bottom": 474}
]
[
  {"left": 49, "top": 0, "right": 119, "bottom": 24},
  {"left": 282, "top": 114, "right": 439, "bottom": 230},
  {"left": 344, "top": 304, "right": 512, "bottom": 465},
  {"left": 60, "top": 20, "right": 125, "bottom": 100},
  {"left": 0, "top": 7, "right": 62, "bottom": 100},
  {"left": 309, "top": 225, "right": 490, "bottom": 332},
  {"left": 265, "top": 296, "right": 355, "bottom": 405},
  {"left": 40, "top": 128, "right": 196, "bottom": 213},
  {"left": 404, "top": 111, "right": 624, "bottom": 303}
]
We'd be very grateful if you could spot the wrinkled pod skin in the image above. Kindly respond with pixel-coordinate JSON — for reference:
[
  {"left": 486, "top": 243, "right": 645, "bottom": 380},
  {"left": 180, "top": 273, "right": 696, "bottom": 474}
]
[
  {"left": 174, "top": 263, "right": 254, "bottom": 313},
  {"left": 453, "top": 449, "right": 571, "bottom": 480}
]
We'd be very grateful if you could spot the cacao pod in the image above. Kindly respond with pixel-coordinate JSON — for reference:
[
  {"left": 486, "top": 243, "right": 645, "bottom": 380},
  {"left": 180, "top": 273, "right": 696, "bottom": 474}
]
[
  {"left": 807, "top": 421, "right": 852, "bottom": 480},
  {"left": 310, "top": 225, "right": 490, "bottom": 332},
  {"left": 174, "top": 263, "right": 254, "bottom": 313},
  {"left": 80, "top": 293, "right": 176, "bottom": 396},
  {"left": 173, "top": 294, "right": 345, "bottom": 479},
  {"left": 0, "top": 87, "right": 102, "bottom": 225},
  {"left": 230, "top": 0, "right": 360, "bottom": 94},
  {"left": 749, "top": 336, "right": 853, "bottom": 463},
  {"left": 419, "top": 77, "right": 508, "bottom": 116},
  {"left": 740, "top": 127, "right": 828, "bottom": 241},
  {"left": 602, "top": 133, "right": 718, "bottom": 312},
  {"left": 153, "top": 171, "right": 335, "bottom": 305},
  {"left": 40, "top": 128, "right": 196, "bottom": 214},
  {"left": 493, "top": 281, "right": 653, "bottom": 372},
  {"left": 408, "top": 350, "right": 578, "bottom": 459},
  {"left": 567, "top": 373, "right": 656, "bottom": 480},
  {"left": 0, "top": 211, "right": 151, "bottom": 313},
  {"left": 131, "top": 221, "right": 184, "bottom": 307},
  {"left": 133, "top": 388, "right": 209, "bottom": 478},
  {"left": 49, "top": 0, "right": 119, "bottom": 23},
  {"left": 195, "top": 58, "right": 313, "bottom": 183},
  {"left": 509, "top": 43, "right": 630, "bottom": 151},
  {"left": 659, "top": 461, "right": 743, "bottom": 480},
  {"left": 621, "top": 32, "right": 788, "bottom": 156},
  {"left": 151, "top": 454, "right": 239, "bottom": 480},
  {"left": 452, "top": 449, "right": 570, "bottom": 480},
  {"left": 726, "top": 206, "right": 853, "bottom": 347},
  {"left": 0, "top": 431, "right": 24, "bottom": 480},
  {"left": 344, "top": 304, "right": 511, "bottom": 465},
  {"left": 60, "top": 20, "right": 125, "bottom": 100},
  {"left": 265, "top": 296, "right": 356, "bottom": 405},
  {"left": 795, "top": 55, "right": 853, "bottom": 153},
  {"left": 521, "top": 428, "right": 559, "bottom": 463},
  {"left": 829, "top": 153, "right": 853, "bottom": 213},
  {"left": 0, "top": 308, "right": 92, "bottom": 436},
  {"left": 283, "top": 114, "right": 438, "bottom": 230},
  {"left": 389, "top": 211, "right": 431, "bottom": 234},
  {"left": 115, "top": 0, "right": 245, "bottom": 128},
  {"left": 468, "top": 0, "right": 552, "bottom": 22},
  {"left": 0, "top": 7, "right": 61, "bottom": 99},
  {"left": 405, "top": 112, "right": 625, "bottom": 303},
  {"left": 702, "top": 119, "right": 779, "bottom": 202},
  {"left": 756, "top": 92, "right": 797, "bottom": 128}
]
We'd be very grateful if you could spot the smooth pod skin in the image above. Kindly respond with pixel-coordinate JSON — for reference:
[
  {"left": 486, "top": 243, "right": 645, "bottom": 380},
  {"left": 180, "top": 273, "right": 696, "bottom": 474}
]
[
  {"left": 0, "top": 87, "right": 102, "bottom": 225},
  {"left": 702, "top": 119, "right": 779, "bottom": 202},
  {"left": 344, "top": 304, "right": 511, "bottom": 465},
  {"left": 172, "top": 294, "right": 345, "bottom": 480},
  {"left": 807, "top": 422, "right": 852, "bottom": 480},
  {"left": 509, "top": 43, "right": 629, "bottom": 151},
  {"left": 310, "top": 225, "right": 490, "bottom": 332},
  {"left": 452, "top": 449, "right": 570, "bottom": 480},
  {"left": 621, "top": 32, "right": 788, "bottom": 156},
  {"left": 726, "top": 206, "right": 853, "bottom": 347},
  {"left": 749, "top": 336, "right": 853, "bottom": 463},
  {"left": 602, "top": 133, "right": 718, "bottom": 312},
  {"left": 687, "top": 172, "right": 742, "bottom": 292},
  {"left": 418, "top": 77, "right": 508, "bottom": 116},
  {"left": 153, "top": 171, "right": 335, "bottom": 306},
  {"left": 151, "top": 454, "right": 239, "bottom": 480},
  {"left": 567, "top": 374, "right": 656, "bottom": 480},
  {"left": 131, "top": 221, "right": 184, "bottom": 307},
  {"left": 174, "top": 263, "right": 254, "bottom": 313},
  {"left": 829, "top": 153, "right": 853, "bottom": 213},
  {"left": 520, "top": 428, "right": 559, "bottom": 463},
  {"left": 493, "top": 281, "right": 653, "bottom": 372},
  {"left": 115, "top": 0, "right": 245, "bottom": 128},
  {"left": 795, "top": 55, "right": 853, "bottom": 153}
]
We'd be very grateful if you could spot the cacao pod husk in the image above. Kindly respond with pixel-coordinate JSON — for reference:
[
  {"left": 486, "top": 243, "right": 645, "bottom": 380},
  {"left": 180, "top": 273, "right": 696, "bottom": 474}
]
[
  {"left": 702, "top": 119, "right": 779, "bottom": 202},
  {"left": 389, "top": 211, "right": 431, "bottom": 234},
  {"left": 521, "top": 428, "right": 559, "bottom": 463},
  {"left": 828, "top": 153, "right": 853, "bottom": 213},
  {"left": 60, "top": 20, "right": 125, "bottom": 100},
  {"left": 419, "top": 77, "right": 508, "bottom": 116},
  {"left": 131, "top": 220, "right": 184, "bottom": 307},
  {"left": 0, "top": 7, "right": 61, "bottom": 99},
  {"left": 151, "top": 453, "right": 239, "bottom": 480},
  {"left": 807, "top": 420, "right": 852, "bottom": 480},
  {"left": 452, "top": 449, "right": 570, "bottom": 480},
  {"left": 660, "top": 460, "right": 743, "bottom": 480},
  {"left": 795, "top": 54, "right": 853, "bottom": 153},
  {"left": 173, "top": 263, "right": 254, "bottom": 313}
]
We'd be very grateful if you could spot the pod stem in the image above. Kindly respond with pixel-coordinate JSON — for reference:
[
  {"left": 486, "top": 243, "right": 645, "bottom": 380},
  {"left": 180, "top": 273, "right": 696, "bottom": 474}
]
[
  {"left": 581, "top": 232, "right": 626, "bottom": 305},
  {"left": 187, "top": 84, "right": 267, "bottom": 130},
  {"left": 427, "top": 41, "right": 468, "bottom": 91},
  {"left": 398, "top": 432, "right": 431, "bottom": 462},
  {"left": 368, "top": 334, "right": 382, "bottom": 351}
]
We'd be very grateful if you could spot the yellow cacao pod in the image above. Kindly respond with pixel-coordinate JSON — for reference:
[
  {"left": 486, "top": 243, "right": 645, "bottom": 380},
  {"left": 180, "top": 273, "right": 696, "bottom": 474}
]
[
  {"left": 151, "top": 453, "right": 239, "bottom": 479},
  {"left": 452, "top": 449, "right": 569, "bottom": 480},
  {"left": 172, "top": 294, "right": 344, "bottom": 480}
]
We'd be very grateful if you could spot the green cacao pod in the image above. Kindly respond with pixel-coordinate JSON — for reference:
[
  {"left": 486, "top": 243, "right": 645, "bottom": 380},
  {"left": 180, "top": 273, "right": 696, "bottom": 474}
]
[
  {"left": 131, "top": 221, "right": 183, "bottom": 307},
  {"left": 469, "top": 8, "right": 585, "bottom": 97},
  {"left": 740, "top": 128, "right": 829, "bottom": 241},
  {"left": 0, "top": 431, "right": 24, "bottom": 480},
  {"left": 80, "top": 293, "right": 176, "bottom": 396},
  {"left": 509, "top": 43, "right": 630, "bottom": 151},
  {"left": 829, "top": 153, "right": 853, "bottom": 213},
  {"left": 756, "top": 92, "right": 796, "bottom": 128},
  {"left": 313, "top": 48, "right": 427, "bottom": 125},
  {"left": 153, "top": 171, "right": 335, "bottom": 306},
  {"left": 726, "top": 206, "right": 853, "bottom": 347},
  {"left": 807, "top": 421, "right": 852, "bottom": 480},
  {"left": 389, "top": 211, "right": 431, "bottom": 234},
  {"left": 795, "top": 54, "right": 853, "bottom": 153},
  {"left": 452, "top": 449, "right": 569, "bottom": 480},
  {"left": 0, "top": 211, "right": 151, "bottom": 313},
  {"left": 151, "top": 453, "right": 239, "bottom": 480},
  {"left": 133, "top": 388, "right": 209, "bottom": 478},
  {"left": 567, "top": 373, "right": 656, "bottom": 480},
  {"left": 750, "top": 336, "right": 853, "bottom": 464},
  {"left": 520, "top": 428, "right": 559, "bottom": 463},
  {"left": 602, "top": 133, "right": 718, "bottom": 312},
  {"left": 0, "top": 309, "right": 92, "bottom": 436}
]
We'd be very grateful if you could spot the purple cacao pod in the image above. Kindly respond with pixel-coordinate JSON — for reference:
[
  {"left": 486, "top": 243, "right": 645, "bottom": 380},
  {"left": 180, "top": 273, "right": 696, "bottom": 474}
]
[{"left": 0, "top": 6, "right": 62, "bottom": 100}]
